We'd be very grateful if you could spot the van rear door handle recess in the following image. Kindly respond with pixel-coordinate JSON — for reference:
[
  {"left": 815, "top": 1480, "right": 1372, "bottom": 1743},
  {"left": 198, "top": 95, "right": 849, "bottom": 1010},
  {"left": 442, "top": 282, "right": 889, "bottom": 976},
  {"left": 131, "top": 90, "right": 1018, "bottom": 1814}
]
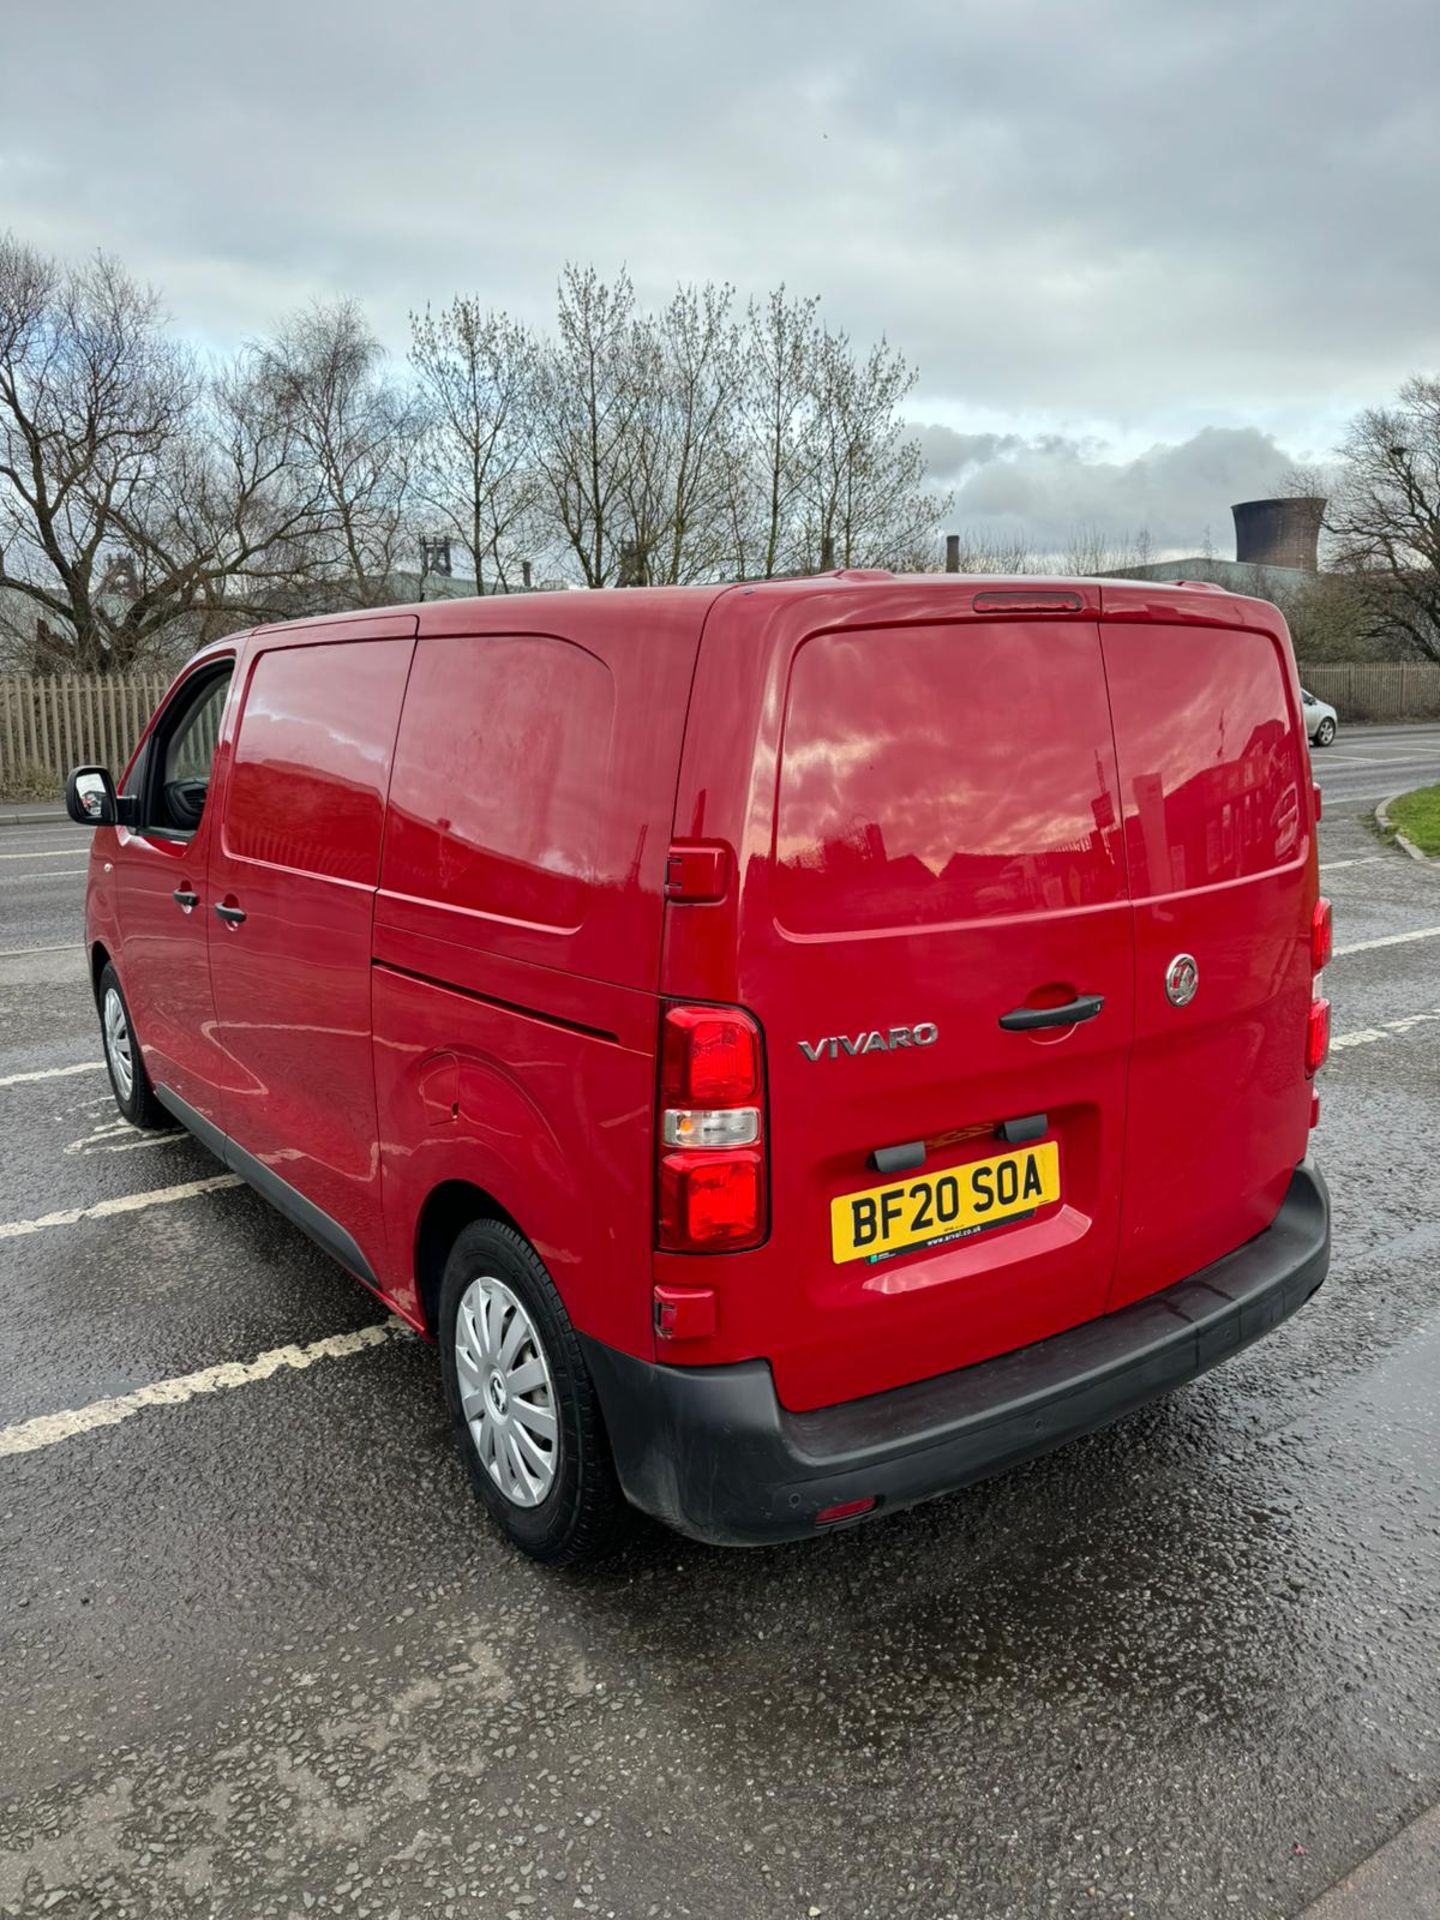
[
  {"left": 999, "top": 994, "right": 1104, "bottom": 1032},
  {"left": 214, "top": 902, "right": 247, "bottom": 927},
  {"left": 172, "top": 889, "right": 199, "bottom": 912}
]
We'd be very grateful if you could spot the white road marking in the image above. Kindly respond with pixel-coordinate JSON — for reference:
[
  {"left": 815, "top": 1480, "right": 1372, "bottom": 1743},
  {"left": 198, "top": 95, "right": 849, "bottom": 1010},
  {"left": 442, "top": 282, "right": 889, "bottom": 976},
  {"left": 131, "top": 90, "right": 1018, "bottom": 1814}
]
[
  {"left": 0, "top": 1174, "right": 240, "bottom": 1240},
  {"left": 1318, "top": 856, "right": 1387, "bottom": 872},
  {"left": 0, "top": 1061, "right": 103, "bottom": 1089},
  {"left": 0, "top": 1320, "right": 406, "bottom": 1459},
  {"left": 1331, "top": 1009, "right": 1440, "bottom": 1052},
  {"left": 0, "top": 846, "right": 89, "bottom": 860},
  {"left": 0, "top": 943, "right": 82, "bottom": 957},
  {"left": 1333, "top": 926, "right": 1440, "bottom": 958},
  {"left": 0, "top": 868, "right": 89, "bottom": 883},
  {"left": 63, "top": 1118, "right": 182, "bottom": 1156}
]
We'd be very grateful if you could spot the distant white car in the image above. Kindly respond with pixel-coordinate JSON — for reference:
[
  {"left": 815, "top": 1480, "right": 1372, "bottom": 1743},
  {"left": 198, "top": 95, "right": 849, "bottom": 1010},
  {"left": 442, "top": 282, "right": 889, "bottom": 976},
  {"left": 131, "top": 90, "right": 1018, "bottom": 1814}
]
[{"left": 1300, "top": 687, "right": 1338, "bottom": 747}]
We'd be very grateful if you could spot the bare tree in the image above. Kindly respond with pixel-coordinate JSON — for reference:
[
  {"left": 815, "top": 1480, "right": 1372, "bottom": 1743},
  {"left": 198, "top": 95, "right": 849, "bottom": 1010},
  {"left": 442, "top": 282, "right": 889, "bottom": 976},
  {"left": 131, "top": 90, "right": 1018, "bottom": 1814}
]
[
  {"left": 731, "top": 288, "right": 820, "bottom": 578},
  {"left": 253, "top": 300, "right": 420, "bottom": 608},
  {"left": 944, "top": 528, "right": 1043, "bottom": 574},
  {"left": 1321, "top": 378, "right": 1440, "bottom": 661},
  {"left": 0, "top": 237, "right": 195, "bottom": 669},
  {"left": 528, "top": 266, "right": 650, "bottom": 587},
  {"left": 617, "top": 282, "right": 745, "bottom": 584},
  {"left": 409, "top": 299, "right": 537, "bottom": 594},
  {"left": 1061, "top": 523, "right": 1157, "bottom": 575},
  {"left": 799, "top": 328, "right": 951, "bottom": 571}
]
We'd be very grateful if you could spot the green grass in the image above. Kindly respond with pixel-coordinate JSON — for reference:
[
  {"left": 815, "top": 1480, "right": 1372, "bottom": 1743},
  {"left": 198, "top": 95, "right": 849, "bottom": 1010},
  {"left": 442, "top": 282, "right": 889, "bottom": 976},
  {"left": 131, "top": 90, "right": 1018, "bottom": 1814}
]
[{"left": 1387, "top": 783, "right": 1440, "bottom": 856}]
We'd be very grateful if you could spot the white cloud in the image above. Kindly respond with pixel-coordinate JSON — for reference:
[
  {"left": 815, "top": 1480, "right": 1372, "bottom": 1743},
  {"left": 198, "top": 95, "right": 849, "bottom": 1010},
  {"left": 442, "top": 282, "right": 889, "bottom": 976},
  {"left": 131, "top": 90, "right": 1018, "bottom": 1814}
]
[{"left": 919, "top": 425, "right": 1305, "bottom": 555}]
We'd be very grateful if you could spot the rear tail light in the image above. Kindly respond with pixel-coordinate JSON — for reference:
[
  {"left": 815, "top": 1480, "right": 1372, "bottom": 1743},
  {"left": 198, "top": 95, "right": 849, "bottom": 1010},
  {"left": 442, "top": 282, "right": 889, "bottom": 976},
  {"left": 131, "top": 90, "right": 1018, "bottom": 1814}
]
[
  {"left": 1306, "top": 995, "right": 1331, "bottom": 1077},
  {"left": 1311, "top": 897, "right": 1333, "bottom": 972},
  {"left": 657, "top": 1004, "right": 767, "bottom": 1252}
]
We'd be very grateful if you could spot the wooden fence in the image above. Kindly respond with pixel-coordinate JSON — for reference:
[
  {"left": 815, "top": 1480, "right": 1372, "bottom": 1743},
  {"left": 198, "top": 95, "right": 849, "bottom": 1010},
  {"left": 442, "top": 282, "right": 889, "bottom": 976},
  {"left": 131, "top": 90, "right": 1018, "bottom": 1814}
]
[
  {"left": 0, "top": 673, "right": 171, "bottom": 798},
  {"left": 2, "top": 660, "right": 1439, "bottom": 800},
  {"left": 1296, "top": 663, "right": 1440, "bottom": 723}
]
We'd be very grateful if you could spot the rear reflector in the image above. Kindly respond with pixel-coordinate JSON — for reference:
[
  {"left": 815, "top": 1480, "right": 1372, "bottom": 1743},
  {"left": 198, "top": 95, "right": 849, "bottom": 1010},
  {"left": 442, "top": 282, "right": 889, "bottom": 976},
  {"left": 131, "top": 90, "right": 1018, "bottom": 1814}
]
[
  {"left": 1306, "top": 996, "right": 1331, "bottom": 1077},
  {"left": 1311, "top": 897, "right": 1333, "bottom": 972},
  {"left": 815, "top": 1497, "right": 878, "bottom": 1526}
]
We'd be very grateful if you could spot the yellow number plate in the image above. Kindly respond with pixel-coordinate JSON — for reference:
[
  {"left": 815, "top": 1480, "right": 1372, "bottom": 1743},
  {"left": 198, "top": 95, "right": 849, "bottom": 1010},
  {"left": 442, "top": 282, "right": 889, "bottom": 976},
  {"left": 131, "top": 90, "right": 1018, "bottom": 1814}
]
[{"left": 830, "top": 1141, "right": 1060, "bottom": 1265}]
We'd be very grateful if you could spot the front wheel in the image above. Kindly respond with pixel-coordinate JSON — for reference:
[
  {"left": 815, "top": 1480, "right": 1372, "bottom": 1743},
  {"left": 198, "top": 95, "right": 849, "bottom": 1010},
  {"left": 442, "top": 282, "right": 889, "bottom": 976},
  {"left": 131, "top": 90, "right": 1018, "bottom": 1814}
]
[
  {"left": 1314, "top": 717, "right": 1336, "bottom": 746},
  {"left": 97, "top": 962, "right": 168, "bottom": 1129},
  {"left": 439, "top": 1219, "right": 629, "bottom": 1565}
]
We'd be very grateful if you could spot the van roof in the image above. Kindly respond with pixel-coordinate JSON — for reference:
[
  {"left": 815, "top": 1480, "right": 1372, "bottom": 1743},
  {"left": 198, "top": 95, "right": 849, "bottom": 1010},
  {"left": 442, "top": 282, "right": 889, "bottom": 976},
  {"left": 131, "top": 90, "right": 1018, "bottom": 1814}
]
[{"left": 206, "top": 569, "right": 1287, "bottom": 659}]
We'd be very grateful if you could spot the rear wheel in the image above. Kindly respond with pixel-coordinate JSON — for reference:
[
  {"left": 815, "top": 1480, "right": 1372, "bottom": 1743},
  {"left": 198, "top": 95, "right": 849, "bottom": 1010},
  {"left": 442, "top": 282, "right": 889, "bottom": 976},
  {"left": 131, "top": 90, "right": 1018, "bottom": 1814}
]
[
  {"left": 1314, "top": 717, "right": 1336, "bottom": 746},
  {"left": 438, "top": 1219, "right": 629, "bottom": 1565},
  {"left": 97, "top": 962, "right": 168, "bottom": 1129}
]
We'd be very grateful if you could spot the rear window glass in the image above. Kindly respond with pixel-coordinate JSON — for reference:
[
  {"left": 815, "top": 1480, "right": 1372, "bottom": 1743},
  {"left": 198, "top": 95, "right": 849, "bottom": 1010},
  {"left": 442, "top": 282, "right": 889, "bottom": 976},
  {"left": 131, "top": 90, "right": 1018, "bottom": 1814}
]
[
  {"left": 382, "top": 633, "right": 614, "bottom": 931},
  {"left": 1102, "top": 625, "right": 1304, "bottom": 894},
  {"left": 224, "top": 640, "right": 413, "bottom": 884},
  {"left": 774, "top": 622, "right": 1126, "bottom": 936}
]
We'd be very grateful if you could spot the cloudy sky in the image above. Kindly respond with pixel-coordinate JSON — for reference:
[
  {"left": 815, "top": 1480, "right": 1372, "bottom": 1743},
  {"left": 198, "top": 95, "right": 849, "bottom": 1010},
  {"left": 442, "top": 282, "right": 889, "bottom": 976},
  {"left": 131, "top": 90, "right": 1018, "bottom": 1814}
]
[{"left": 4, "top": 0, "right": 1437, "bottom": 554}]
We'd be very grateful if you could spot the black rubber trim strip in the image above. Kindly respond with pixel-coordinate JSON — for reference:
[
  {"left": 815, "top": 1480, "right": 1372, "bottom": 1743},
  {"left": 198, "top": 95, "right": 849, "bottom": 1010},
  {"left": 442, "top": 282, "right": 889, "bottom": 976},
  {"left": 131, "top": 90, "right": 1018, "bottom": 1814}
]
[
  {"left": 371, "top": 957, "right": 619, "bottom": 1044},
  {"left": 154, "top": 1083, "right": 379, "bottom": 1286}
]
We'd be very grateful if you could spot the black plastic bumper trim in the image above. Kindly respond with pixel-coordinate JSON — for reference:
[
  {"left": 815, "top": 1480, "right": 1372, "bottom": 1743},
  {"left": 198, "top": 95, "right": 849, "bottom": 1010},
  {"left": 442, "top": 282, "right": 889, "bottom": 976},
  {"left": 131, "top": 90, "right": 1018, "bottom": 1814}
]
[{"left": 581, "top": 1159, "right": 1330, "bottom": 1547}]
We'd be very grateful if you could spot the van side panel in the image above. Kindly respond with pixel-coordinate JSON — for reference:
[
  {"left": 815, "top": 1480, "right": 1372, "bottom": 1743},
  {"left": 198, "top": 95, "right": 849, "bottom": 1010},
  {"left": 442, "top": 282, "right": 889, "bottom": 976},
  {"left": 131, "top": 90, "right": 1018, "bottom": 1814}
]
[
  {"left": 207, "top": 630, "right": 417, "bottom": 1285},
  {"left": 1101, "top": 616, "right": 1316, "bottom": 1308},
  {"left": 373, "top": 604, "right": 704, "bottom": 1350}
]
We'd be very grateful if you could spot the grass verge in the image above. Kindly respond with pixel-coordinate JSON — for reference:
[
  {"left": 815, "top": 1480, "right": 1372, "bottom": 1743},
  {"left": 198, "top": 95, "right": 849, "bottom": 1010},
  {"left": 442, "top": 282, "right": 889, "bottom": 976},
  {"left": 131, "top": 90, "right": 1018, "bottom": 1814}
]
[{"left": 1385, "top": 783, "right": 1440, "bottom": 857}]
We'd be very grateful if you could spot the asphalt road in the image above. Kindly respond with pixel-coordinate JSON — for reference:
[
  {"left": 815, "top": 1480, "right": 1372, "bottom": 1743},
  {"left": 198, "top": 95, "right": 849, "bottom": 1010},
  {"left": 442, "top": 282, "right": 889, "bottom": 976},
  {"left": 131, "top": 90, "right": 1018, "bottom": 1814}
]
[{"left": 1, "top": 724, "right": 1439, "bottom": 1919}]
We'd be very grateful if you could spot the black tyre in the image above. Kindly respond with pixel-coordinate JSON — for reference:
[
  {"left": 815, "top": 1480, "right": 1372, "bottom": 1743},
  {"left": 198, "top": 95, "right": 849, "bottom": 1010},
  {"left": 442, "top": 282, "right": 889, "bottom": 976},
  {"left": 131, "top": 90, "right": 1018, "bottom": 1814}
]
[
  {"left": 438, "top": 1219, "right": 629, "bottom": 1565},
  {"left": 97, "top": 962, "right": 168, "bottom": 1129},
  {"left": 1315, "top": 717, "right": 1336, "bottom": 747}
]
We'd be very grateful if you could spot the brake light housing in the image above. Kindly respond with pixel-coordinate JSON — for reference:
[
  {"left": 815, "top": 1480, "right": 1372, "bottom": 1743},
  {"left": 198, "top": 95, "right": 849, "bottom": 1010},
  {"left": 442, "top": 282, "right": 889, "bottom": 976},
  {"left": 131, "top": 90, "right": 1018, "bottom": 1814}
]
[{"left": 657, "top": 1003, "right": 767, "bottom": 1253}]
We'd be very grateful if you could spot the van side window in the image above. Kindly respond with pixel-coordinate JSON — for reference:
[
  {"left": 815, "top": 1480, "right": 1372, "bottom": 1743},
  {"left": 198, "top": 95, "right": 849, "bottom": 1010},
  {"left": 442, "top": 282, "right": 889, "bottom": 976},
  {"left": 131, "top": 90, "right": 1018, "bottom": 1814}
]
[
  {"left": 144, "top": 666, "right": 233, "bottom": 837},
  {"left": 382, "top": 634, "right": 615, "bottom": 930},
  {"left": 223, "top": 640, "right": 414, "bottom": 883}
]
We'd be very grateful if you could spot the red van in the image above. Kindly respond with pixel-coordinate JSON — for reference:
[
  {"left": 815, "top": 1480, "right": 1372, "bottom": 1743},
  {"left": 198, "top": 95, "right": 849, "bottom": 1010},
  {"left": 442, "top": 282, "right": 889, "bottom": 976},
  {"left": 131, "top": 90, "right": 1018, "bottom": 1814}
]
[{"left": 68, "top": 574, "right": 1331, "bottom": 1561}]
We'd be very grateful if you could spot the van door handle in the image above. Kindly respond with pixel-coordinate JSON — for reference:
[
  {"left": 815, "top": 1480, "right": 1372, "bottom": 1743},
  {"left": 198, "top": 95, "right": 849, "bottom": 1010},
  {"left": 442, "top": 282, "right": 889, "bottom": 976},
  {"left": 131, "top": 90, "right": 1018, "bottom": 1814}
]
[
  {"left": 999, "top": 994, "right": 1104, "bottom": 1031},
  {"left": 214, "top": 902, "right": 247, "bottom": 927},
  {"left": 172, "top": 889, "right": 199, "bottom": 912}
]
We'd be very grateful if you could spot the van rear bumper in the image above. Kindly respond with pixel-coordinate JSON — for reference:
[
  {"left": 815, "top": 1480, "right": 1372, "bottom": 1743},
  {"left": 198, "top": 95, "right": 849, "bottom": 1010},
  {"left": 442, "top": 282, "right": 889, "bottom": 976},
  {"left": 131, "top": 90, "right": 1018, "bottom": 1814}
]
[{"left": 580, "top": 1159, "right": 1330, "bottom": 1547}]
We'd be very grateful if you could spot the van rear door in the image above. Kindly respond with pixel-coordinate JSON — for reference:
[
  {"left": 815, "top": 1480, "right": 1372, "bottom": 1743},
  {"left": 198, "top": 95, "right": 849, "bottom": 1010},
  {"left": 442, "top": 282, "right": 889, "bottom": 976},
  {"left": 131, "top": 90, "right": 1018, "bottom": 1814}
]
[
  {"left": 665, "top": 593, "right": 1136, "bottom": 1413},
  {"left": 1099, "top": 604, "right": 1316, "bottom": 1308}
]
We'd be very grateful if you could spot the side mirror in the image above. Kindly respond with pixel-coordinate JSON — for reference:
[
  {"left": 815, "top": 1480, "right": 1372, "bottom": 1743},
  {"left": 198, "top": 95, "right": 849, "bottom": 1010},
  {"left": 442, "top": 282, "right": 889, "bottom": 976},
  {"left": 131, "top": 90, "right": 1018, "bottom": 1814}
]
[{"left": 66, "top": 766, "right": 118, "bottom": 827}]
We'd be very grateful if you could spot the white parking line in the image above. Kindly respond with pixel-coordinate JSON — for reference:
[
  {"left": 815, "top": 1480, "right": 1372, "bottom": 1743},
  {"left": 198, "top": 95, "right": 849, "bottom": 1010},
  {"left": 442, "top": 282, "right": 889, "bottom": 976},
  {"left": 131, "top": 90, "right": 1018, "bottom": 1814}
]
[
  {"left": 1318, "top": 856, "right": 1387, "bottom": 872},
  {"left": 0, "top": 1320, "right": 405, "bottom": 1459},
  {"left": 0, "top": 1174, "right": 240, "bottom": 1240},
  {"left": 0, "top": 847, "right": 89, "bottom": 860},
  {"left": 0, "top": 869, "right": 89, "bottom": 883},
  {"left": 1333, "top": 926, "right": 1440, "bottom": 958},
  {"left": 1331, "top": 1009, "right": 1440, "bottom": 1052},
  {"left": 0, "top": 1061, "right": 103, "bottom": 1089},
  {"left": 0, "top": 943, "right": 82, "bottom": 958}
]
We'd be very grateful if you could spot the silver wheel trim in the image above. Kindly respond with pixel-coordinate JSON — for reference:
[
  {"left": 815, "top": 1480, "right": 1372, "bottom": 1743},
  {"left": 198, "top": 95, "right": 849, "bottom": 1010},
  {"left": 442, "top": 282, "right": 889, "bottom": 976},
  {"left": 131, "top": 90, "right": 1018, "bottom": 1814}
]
[
  {"left": 103, "top": 987, "right": 134, "bottom": 1102},
  {"left": 454, "top": 1275, "right": 559, "bottom": 1508}
]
